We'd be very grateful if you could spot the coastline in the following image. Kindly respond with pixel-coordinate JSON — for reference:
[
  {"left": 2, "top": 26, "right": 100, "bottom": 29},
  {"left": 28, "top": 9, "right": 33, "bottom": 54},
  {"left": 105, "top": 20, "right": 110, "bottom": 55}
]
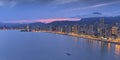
[
  {"left": 20, "top": 30, "right": 120, "bottom": 45},
  {"left": 47, "top": 31, "right": 120, "bottom": 45},
  {"left": 1, "top": 29, "right": 120, "bottom": 45}
]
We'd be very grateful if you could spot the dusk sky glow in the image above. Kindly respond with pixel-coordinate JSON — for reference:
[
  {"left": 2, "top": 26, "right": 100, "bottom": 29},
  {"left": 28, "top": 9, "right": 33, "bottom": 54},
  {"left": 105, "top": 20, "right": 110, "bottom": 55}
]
[
  {"left": 0, "top": 0, "right": 120, "bottom": 23},
  {"left": 2, "top": 18, "right": 81, "bottom": 23}
]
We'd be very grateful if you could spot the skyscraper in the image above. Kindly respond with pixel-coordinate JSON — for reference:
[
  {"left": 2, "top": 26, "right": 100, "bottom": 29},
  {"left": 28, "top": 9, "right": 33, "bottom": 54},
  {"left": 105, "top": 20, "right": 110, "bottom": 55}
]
[
  {"left": 99, "top": 18, "right": 105, "bottom": 37},
  {"left": 111, "top": 26, "right": 118, "bottom": 39},
  {"left": 72, "top": 24, "right": 79, "bottom": 34},
  {"left": 112, "top": 26, "right": 118, "bottom": 35}
]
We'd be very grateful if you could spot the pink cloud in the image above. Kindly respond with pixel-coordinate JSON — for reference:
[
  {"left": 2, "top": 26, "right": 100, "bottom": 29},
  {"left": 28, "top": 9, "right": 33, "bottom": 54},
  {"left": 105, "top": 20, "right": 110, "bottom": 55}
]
[{"left": 2, "top": 18, "right": 81, "bottom": 23}]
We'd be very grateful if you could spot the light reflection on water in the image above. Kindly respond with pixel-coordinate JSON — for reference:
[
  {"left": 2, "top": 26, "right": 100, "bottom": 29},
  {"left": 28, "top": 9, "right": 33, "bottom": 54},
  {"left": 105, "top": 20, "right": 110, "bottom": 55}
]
[
  {"left": 115, "top": 44, "right": 120, "bottom": 57},
  {"left": 0, "top": 30, "right": 120, "bottom": 60},
  {"left": 73, "top": 37, "right": 120, "bottom": 60}
]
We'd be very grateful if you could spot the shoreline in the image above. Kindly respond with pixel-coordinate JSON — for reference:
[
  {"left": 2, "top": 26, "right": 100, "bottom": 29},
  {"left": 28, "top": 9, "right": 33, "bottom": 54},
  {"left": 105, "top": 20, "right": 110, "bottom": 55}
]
[
  {"left": 48, "top": 31, "right": 120, "bottom": 45},
  {"left": 1, "top": 30, "right": 120, "bottom": 45}
]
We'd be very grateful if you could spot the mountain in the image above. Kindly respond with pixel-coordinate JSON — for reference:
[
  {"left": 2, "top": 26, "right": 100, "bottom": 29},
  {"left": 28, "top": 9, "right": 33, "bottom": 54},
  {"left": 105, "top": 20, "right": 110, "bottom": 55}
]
[
  {"left": 80, "top": 16, "right": 120, "bottom": 24},
  {"left": 0, "top": 16, "right": 120, "bottom": 28},
  {"left": 47, "top": 16, "right": 120, "bottom": 27},
  {"left": 29, "top": 22, "right": 46, "bottom": 26},
  {"left": 47, "top": 21, "right": 79, "bottom": 27}
]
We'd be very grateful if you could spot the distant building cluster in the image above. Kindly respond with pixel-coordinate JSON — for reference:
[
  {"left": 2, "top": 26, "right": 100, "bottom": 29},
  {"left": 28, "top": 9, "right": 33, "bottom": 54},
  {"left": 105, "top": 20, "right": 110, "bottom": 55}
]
[
  {"left": 1, "top": 18, "right": 120, "bottom": 40},
  {"left": 44, "top": 18, "right": 120, "bottom": 40}
]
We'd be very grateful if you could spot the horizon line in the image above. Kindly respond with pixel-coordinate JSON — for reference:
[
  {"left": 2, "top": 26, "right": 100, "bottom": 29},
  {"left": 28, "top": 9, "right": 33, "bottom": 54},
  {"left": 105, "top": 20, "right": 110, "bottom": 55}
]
[{"left": 1, "top": 18, "right": 81, "bottom": 24}]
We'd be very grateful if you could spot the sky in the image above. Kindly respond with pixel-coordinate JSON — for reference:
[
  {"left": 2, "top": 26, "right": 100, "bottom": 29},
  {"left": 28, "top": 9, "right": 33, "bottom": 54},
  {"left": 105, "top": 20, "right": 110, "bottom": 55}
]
[{"left": 0, "top": 0, "right": 120, "bottom": 23}]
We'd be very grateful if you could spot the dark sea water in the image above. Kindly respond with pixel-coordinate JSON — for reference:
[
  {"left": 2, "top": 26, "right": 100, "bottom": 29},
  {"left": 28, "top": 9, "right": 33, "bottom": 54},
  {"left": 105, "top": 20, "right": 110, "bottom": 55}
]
[{"left": 0, "top": 30, "right": 120, "bottom": 60}]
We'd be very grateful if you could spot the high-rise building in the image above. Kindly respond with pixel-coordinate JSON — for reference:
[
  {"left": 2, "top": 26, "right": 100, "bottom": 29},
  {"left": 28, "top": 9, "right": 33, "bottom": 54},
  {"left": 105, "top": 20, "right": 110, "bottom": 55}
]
[
  {"left": 99, "top": 18, "right": 105, "bottom": 37},
  {"left": 68, "top": 26, "right": 72, "bottom": 33},
  {"left": 82, "top": 24, "right": 87, "bottom": 34},
  {"left": 72, "top": 24, "right": 79, "bottom": 34},
  {"left": 111, "top": 26, "right": 118, "bottom": 39},
  {"left": 100, "top": 18, "right": 104, "bottom": 27},
  {"left": 26, "top": 24, "right": 30, "bottom": 32},
  {"left": 88, "top": 25, "right": 94, "bottom": 35},
  {"left": 112, "top": 26, "right": 118, "bottom": 35}
]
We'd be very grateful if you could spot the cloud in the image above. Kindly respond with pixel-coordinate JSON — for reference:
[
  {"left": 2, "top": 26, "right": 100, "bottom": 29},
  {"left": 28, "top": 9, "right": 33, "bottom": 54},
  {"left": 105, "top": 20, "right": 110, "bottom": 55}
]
[
  {"left": 0, "top": 1, "right": 4, "bottom": 6},
  {"left": 9, "top": 1, "right": 17, "bottom": 8},
  {"left": 0, "top": 0, "right": 119, "bottom": 8},
  {"left": 2, "top": 18, "right": 81, "bottom": 23},
  {"left": 92, "top": 1, "right": 120, "bottom": 7},
  {"left": 62, "top": 1, "right": 120, "bottom": 12},
  {"left": 6, "top": 0, "right": 79, "bottom": 5},
  {"left": 53, "top": 0, "right": 79, "bottom": 5},
  {"left": 0, "top": 0, "right": 17, "bottom": 8},
  {"left": 93, "top": 12, "right": 102, "bottom": 15},
  {"left": 0, "top": 0, "right": 55, "bottom": 7}
]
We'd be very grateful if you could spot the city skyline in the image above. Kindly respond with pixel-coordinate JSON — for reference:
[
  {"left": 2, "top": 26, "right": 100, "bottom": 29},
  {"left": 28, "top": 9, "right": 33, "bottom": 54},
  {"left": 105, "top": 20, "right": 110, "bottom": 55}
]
[
  {"left": 0, "top": 0, "right": 120, "bottom": 60},
  {"left": 0, "top": 0, "right": 120, "bottom": 23}
]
